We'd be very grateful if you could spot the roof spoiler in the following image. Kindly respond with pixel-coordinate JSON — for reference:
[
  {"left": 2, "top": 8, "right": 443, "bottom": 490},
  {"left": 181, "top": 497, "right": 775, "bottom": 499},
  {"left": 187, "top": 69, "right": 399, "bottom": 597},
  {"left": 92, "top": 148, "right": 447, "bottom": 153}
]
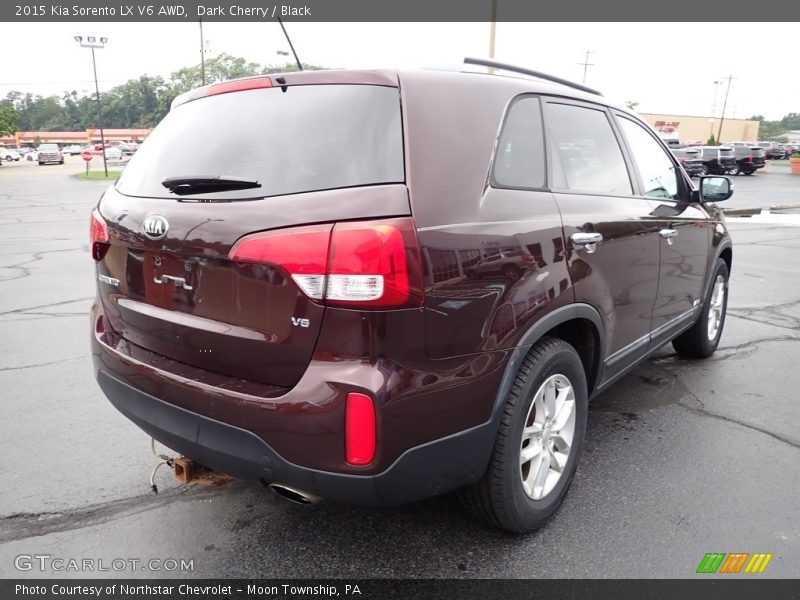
[{"left": 464, "top": 57, "right": 603, "bottom": 97}]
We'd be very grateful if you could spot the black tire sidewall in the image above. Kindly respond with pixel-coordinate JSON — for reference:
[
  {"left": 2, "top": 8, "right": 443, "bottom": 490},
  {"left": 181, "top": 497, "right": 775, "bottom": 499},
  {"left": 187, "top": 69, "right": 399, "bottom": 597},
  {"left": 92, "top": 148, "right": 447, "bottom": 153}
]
[{"left": 504, "top": 344, "right": 588, "bottom": 530}]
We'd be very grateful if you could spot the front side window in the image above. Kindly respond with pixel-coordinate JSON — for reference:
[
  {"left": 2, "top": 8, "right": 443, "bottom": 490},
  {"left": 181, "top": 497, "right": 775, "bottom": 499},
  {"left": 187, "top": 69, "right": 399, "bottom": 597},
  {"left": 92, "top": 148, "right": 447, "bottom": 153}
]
[
  {"left": 492, "top": 96, "right": 546, "bottom": 189},
  {"left": 618, "top": 118, "right": 679, "bottom": 200},
  {"left": 546, "top": 103, "right": 632, "bottom": 196}
]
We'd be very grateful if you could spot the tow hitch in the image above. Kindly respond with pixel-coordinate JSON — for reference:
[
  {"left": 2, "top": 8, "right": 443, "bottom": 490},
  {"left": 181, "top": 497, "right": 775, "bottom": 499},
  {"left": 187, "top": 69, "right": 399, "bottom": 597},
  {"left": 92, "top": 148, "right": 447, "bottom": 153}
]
[{"left": 149, "top": 438, "right": 234, "bottom": 493}]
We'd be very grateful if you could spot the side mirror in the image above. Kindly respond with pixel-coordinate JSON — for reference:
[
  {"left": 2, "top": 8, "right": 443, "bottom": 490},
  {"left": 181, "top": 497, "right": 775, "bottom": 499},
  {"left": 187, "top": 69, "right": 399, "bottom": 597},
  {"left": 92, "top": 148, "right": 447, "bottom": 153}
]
[{"left": 699, "top": 175, "right": 734, "bottom": 202}]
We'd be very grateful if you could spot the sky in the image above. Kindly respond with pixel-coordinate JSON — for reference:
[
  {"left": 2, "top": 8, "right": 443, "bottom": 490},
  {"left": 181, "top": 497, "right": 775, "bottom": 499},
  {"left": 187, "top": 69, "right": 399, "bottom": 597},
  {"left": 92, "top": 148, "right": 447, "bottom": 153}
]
[{"left": 1, "top": 21, "right": 797, "bottom": 121}]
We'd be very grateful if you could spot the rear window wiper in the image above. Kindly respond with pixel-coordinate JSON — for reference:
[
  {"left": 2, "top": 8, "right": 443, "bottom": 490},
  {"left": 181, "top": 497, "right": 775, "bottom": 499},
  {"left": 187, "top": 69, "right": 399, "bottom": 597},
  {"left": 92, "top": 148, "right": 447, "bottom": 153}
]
[{"left": 161, "top": 175, "right": 261, "bottom": 196}]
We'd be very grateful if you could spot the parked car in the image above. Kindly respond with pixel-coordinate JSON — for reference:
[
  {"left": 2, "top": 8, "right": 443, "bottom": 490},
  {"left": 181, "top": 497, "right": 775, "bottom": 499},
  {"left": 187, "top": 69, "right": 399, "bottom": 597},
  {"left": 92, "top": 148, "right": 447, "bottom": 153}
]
[
  {"left": 731, "top": 146, "right": 767, "bottom": 175},
  {"left": 25, "top": 150, "right": 39, "bottom": 162},
  {"left": 63, "top": 145, "right": 84, "bottom": 156},
  {"left": 0, "top": 148, "right": 21, "bottom": 161},
  {"left": 104, "top": 147, "right": 123, "bottom": 161},
  {"left": 465, "top": 249, "right": 536, "bottom": 280},
  {"left": 699, "top": 146, "right": 736, "bottom": 174},
  {"left": 779, "top": 143, "right": 798, "bottom": 156},
  {"left": 756, "top": 142, "right": 788, "bottom": 160},
  {"left": 117, "top": 142, "right": 139, "bottom": 155},
  {"left": 37, "top": 144, "right": 63, "bottom": 165},
  {"left": 671, "top": 147, "right": 704, "bottom": 177},
  {"left": 90, "top": 61, "right": 734, "bottom": 533}
]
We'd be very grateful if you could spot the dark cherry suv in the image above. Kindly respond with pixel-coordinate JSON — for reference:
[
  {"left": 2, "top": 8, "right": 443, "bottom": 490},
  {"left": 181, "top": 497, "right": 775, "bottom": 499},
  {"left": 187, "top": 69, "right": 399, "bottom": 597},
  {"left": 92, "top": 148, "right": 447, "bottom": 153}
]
[{"left": 90, "top": 59, "right": 734, "bottom": 532}]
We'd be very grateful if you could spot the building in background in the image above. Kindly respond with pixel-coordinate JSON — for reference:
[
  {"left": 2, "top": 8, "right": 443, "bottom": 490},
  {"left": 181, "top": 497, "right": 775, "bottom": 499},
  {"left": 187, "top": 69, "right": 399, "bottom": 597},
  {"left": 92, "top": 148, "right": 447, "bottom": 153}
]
[
  {"left": 639, "top": 113, "right": 760, "bottom": 144},
  {"left": 0, "top": 128, "right": 150, "bottom": 147}
]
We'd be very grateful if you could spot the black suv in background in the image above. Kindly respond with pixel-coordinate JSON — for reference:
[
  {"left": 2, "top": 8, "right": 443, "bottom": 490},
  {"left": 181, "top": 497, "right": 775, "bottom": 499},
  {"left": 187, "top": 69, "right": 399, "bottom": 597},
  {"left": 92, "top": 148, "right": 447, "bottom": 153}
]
[
  {"left": 731, "top": 146, "right": 767, "bottom": 175},
  {"left": 699, "top": 146, "right": 736, "bottom": 174},
  {"left": 671, "top": 147, "right": 704, "bottom": 177},
  {"left": 90, "top": 58, "right": 734, "bottom": 533},
  {"left": 756, "top": 141, "right": 788, "bottom": 159}
]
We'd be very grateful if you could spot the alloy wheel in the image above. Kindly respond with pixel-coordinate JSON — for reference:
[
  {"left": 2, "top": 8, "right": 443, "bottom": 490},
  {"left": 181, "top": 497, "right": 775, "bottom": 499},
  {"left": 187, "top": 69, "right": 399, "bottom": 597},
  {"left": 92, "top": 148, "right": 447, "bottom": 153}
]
[{"left": 519, "top": 374, "right": 576, "bottom": 500}]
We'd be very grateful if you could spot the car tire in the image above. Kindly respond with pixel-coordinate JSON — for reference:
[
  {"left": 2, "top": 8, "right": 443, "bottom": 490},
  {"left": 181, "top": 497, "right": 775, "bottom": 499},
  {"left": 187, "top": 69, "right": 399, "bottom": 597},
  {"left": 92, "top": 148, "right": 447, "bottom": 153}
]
[
  {"left": 672, "top": 258, "right": 729, "bottom": 359},
  {"left": 458, "top": 337, "right": 588, "bottom": 533}
]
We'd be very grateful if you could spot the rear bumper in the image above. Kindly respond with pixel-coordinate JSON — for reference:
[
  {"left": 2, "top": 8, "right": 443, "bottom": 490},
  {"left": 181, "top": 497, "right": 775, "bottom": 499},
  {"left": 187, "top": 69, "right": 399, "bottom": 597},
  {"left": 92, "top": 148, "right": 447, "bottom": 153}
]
[
  {"left": 96, "top": 369, "right": 495, "bottom": 506},
  {"left": 91, "top": 301, "right": 504, "bottom": 506}
]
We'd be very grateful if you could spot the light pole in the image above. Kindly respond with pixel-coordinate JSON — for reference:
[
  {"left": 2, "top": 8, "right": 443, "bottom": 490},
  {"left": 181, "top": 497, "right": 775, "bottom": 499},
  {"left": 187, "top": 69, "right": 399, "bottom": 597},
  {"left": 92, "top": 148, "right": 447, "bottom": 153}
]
[
  {"left": 709, "top": 80, "right": 723, "bottom": 139},
  {"left": 74, "top": 35, "right": 108, "bottom": 177}
]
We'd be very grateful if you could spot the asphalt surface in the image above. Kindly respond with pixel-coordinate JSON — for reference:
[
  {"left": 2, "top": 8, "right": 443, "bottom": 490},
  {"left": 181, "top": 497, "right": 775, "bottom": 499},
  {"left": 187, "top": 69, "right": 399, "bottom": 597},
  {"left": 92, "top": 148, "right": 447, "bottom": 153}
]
[{"left": 0, "top": 159, "right": 799, "bottom": 579}]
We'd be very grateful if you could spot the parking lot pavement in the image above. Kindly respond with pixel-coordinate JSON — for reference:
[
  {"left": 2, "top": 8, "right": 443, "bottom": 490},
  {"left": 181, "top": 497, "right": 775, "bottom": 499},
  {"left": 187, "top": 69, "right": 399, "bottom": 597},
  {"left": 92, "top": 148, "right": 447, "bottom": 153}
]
[
  {"left": 0, "top": 169, "right": 799, "bottom": 578},
  {"left": 712, "top": 163, "right": 800, "bottom": 210}
]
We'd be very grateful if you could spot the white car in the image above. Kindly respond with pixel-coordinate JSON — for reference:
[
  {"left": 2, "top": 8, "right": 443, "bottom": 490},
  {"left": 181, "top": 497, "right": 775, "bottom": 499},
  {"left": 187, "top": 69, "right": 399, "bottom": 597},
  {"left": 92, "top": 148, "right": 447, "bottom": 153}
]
[
  {"left": 62, "top": 145, "right": 84, "bottom": 156},
  {"left": 104, "top": 147, "right": 123, "bottom": 161},
  {"left": 0, "top": 149, "right": 21, "bottom": 161},
  {"left": 26, "top": 151, "right": 39, "bottom": 162}
]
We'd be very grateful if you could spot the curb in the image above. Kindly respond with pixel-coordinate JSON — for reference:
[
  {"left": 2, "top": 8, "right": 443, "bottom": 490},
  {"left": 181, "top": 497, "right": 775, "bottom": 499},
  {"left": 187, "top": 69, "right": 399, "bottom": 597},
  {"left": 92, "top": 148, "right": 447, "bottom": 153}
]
[{"left": 723, "top": 203, "right": 800, "bottom": 216}]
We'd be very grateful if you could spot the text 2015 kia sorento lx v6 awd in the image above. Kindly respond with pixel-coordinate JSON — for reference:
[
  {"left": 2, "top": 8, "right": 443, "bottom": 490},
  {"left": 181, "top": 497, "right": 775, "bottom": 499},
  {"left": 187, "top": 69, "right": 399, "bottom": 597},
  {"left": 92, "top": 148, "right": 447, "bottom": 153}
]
[{"left": 91, "top": 59, "right": 733, "bottom": 532}]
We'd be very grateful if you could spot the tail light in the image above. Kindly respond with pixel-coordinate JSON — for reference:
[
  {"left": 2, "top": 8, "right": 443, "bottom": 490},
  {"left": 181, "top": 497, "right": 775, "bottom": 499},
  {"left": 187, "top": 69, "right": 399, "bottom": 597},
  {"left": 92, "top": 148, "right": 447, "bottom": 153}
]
[
  {"left": 229, "top": 217, "right": 424, "bottom": 309},
  {"left": 345, "top": 392, "right": 376, "bottom": 466},
  {"left": 90, "top": 208, "right": 109, "bottom": 261}
]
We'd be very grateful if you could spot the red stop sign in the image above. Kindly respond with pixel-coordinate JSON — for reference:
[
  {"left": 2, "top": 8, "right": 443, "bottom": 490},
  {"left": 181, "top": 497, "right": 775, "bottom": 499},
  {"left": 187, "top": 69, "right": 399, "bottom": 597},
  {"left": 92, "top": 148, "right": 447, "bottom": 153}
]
[{"left": 82, "top": 150, "right": 93, "bottom": 162}]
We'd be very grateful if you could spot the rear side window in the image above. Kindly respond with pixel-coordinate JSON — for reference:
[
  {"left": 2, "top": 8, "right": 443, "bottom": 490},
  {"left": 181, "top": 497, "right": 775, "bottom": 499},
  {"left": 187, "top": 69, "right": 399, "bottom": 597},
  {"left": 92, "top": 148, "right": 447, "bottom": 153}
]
[
  {"left": 491, "top": 96, "right": 545, "bottom": 189},
  {"left": 116, "top": 85, "right": 404, "bottom": 200},
  {"left": 546, "top": 103, "right": 632, "bottom": 196},
  {"left": 617, "top": 117, "right": 679, "bottom": 200}
]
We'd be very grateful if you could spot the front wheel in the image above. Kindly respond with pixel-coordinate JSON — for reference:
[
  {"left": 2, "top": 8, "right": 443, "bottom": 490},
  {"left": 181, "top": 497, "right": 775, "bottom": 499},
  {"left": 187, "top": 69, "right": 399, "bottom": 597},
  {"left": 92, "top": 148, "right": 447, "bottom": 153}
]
[
  {"left": 672, "top": 258, "right": 729, "bottom": 358},
  {"left": 459, "top": 337, "right": 588, "bottom": 533}
]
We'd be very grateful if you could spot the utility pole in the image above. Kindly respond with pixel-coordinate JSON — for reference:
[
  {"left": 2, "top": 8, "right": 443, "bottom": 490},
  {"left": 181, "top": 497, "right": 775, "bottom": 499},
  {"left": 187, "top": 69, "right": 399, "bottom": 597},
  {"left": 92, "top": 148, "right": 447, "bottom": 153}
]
[
  {"left": 199, "top": 19, "right": 206, "bottom": 85},
  {"left": 717, "top": 74, "right": 736, "bottom": 143},
  {"left": 74, "top": 36, "right": 108, "bottom": 177},
  {"left": 488, "top": 0, "right": 498, "bottom": 59},
  {"left": 578, "top": 50, "right": 594, "bottom": 84}
]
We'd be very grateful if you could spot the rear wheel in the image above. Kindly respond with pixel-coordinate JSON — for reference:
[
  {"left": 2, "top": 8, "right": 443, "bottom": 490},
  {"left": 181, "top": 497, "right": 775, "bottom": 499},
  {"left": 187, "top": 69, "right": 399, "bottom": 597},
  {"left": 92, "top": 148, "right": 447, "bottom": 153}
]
[
  {"left": 673, "top": 258, "right": 729, "bottom": 358},
  {"left": 459, "top": 337, "right": 588, "bottom": 533}
]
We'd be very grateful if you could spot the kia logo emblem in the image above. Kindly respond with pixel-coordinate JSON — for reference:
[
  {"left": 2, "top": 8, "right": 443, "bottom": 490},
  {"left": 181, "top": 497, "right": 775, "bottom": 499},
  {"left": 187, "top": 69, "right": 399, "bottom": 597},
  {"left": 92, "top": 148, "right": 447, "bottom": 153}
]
[{"left": 142, "top": 215, "right": 169, "bottom": 240}]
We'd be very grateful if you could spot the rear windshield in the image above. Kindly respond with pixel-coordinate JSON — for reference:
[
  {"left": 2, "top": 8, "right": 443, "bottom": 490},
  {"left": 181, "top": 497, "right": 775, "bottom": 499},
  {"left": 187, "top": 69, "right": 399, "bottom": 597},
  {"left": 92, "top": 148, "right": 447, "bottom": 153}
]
[
  {"left": 39, "top": 144, "right": 58, "bottom": 151},
  {"left": 719, "top": 148, "right": 734, "bottom": 156},
  {"left": 116, "top": 84, "right": 404, "bottom": 200},
  {"left": 752, "top": 148, "right": 766, "bottom": 156}
]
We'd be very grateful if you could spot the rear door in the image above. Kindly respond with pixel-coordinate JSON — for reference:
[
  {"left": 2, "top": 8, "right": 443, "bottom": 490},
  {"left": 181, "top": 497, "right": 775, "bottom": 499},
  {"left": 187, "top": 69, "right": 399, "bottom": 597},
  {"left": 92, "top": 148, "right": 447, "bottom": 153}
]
[
  {"left": 542, "top": 99, "right": 661, "bottom": 378},
  {"left": 613, "top": 113, "right": 711, "bottom": 344},
  {"left": 96, "top": 80, "right": 407, "bottom": 388}
]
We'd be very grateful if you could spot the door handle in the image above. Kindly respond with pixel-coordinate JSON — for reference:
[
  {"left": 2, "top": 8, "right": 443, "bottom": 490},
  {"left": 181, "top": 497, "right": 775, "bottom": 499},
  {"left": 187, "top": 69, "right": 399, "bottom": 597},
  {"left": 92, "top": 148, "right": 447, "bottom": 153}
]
[
  {"left": 570, "top": 232, "right": 603, "bottom": 254},
  {"left": 571, "top": 232, "right": 604, "bottom": 246},
  {"left": 659, "top": 228, "right": 678, "bottom": 246}
]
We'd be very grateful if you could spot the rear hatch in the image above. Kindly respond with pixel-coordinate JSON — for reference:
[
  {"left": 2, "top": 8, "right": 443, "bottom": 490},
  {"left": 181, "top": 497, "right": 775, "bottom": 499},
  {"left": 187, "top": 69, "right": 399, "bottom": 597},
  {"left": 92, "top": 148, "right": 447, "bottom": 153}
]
[
  {"left": 94, "top": 76, "right": 408, "bottom": 388},
  {"left": 719, "top": 147, "right": 735, "bottom": 166},
  {"left": 751, "top": 147, "right": 766, "bottom": 165}
]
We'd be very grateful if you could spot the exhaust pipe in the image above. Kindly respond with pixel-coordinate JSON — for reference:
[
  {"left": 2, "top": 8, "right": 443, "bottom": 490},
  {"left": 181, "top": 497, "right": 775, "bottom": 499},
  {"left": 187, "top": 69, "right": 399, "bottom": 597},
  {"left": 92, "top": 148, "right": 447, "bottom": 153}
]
[{"left": 268, "top": 483, "right": 321, "bottom": 505}]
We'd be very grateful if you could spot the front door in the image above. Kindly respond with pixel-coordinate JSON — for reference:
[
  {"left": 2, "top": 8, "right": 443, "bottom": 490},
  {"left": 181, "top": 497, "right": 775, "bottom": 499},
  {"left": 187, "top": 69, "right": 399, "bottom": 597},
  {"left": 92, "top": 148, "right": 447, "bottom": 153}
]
[
  {"left": 542, "top": 99, "right": 662, "bottom": 379},
  {"left": 612, "top": 114, "right": 712, "bottom": 343}
]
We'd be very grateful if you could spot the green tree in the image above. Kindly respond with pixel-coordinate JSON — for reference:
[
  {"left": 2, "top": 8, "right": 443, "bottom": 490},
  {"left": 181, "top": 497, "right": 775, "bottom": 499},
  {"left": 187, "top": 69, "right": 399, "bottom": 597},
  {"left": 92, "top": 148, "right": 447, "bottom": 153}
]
[
  {"left": 758, "top": 121, "right": 789, "bottom": 141},
  {"left": 2, "top": 56, "right": 327, "bottom": 132},
  {"left": 706, "top": 134, "right": 717, "bottom": 145},
  {"left": 0, "top": 103, "right": 17, "bottom": 136}
]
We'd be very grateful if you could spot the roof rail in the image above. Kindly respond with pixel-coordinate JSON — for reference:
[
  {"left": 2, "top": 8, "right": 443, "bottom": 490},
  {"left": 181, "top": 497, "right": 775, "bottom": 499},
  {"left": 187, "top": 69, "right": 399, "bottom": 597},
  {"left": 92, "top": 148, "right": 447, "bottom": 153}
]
[{"left": 464, "top": 57, "right": 603, "bottom": 97}]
